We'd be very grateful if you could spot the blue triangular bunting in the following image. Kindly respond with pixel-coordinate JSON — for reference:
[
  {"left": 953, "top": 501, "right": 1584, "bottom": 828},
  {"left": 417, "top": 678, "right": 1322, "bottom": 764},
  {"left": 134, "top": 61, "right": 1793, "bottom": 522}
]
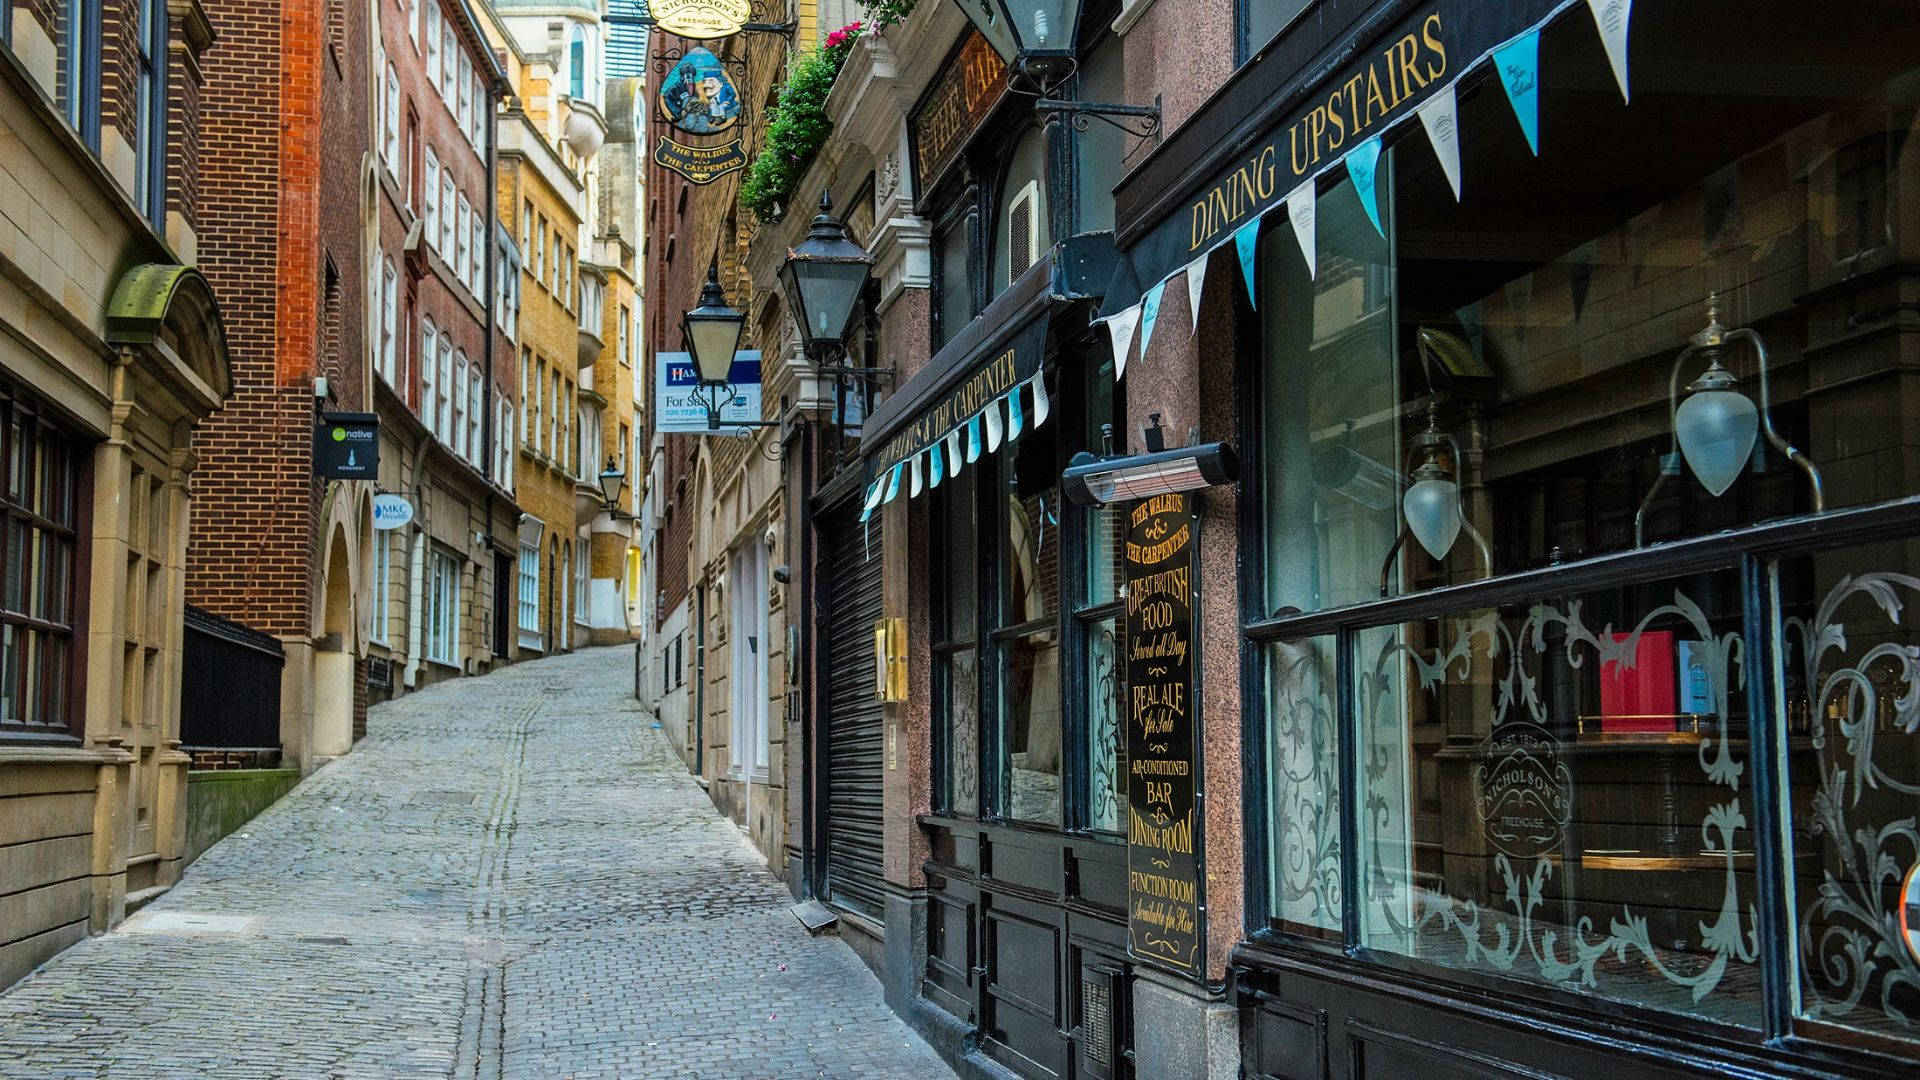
[
  {"left": 1346, "top": 135, "right": 1384, "bottom": 237},
  {"left": 1138, "top": 281, "right": 1167, "bottom": 362},
  {"left": 1494, "top": 29, "right": 1541, "bottom": 155},
  {"left": 1234, "top": 215, "right": 1262, "bottom": 308}
]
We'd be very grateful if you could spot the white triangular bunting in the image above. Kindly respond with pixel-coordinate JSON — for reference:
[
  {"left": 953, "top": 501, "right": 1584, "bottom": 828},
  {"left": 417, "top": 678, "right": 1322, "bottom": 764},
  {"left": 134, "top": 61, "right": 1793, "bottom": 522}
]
[
  {"left": 909, "top": 452, "right": 925, "bottom": 498},
  {"left": 944, "top": 429, "right": 963, "bottom": 476},
  {"left": 859, "top": 478, "right": 883, "bottom": 522},
  {"left": 1101, "top": 304, "right": 1141, "bottom": 382},
  {"left": 1586, "top": 0, "right": 1632, "bottom": 103},
  {"left": 1184, "top": 253, "right": 1208, "bottom": 335},
  {"left": 1030, "top": 373, "right": 1051, "bottom": 429},
  {"left": 1286, "top": 180, "right": 1317, "bottom": 279},
  {"left": 1418, "top": 81, "right": 1463, "bottom": 201}
]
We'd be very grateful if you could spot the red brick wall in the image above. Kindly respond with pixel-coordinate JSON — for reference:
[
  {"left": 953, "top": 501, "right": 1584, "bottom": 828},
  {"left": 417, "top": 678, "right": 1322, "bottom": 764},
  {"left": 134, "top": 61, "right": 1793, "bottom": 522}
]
[{"left": 188, "top": 0, "right": 368, "bottom": 636}]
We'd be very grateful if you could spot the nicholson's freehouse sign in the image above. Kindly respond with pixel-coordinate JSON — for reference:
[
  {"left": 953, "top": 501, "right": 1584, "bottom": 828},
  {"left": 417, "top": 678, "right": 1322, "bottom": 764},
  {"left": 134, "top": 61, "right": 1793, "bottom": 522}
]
[{"left": 1122, "top": 1, "right": 1566, "bottom": 289}]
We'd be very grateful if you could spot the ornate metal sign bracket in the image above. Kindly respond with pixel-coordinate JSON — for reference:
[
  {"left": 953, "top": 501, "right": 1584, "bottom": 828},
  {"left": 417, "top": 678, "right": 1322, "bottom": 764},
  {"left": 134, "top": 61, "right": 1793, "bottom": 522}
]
[{"left": 1036, "top": 95, "right": 1161, "bottom": 138}]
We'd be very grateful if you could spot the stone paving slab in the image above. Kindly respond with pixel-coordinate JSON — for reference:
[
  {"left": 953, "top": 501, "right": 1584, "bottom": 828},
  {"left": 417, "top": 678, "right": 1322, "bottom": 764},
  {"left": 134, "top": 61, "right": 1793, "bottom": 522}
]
[{"left": 0, "top": 646, "right": 955, "bottom": 1080}]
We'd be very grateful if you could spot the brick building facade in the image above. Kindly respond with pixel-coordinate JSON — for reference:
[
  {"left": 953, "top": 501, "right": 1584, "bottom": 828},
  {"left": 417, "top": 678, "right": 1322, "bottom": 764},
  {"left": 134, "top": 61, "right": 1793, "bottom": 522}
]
[{"left": 187, "top": 0, "right": 372, "bottom": 768}]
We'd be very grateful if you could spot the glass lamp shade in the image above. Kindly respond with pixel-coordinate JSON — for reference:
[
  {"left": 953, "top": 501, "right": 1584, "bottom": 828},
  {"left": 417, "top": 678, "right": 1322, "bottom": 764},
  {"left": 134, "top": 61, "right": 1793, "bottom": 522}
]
[
  {"left": 951, "top": 0, "right": 1081, "bottom": 85},
  {"left": 597, "top": 457, "right": 625, "bottom": 505},
  {"left": 1403, "top": 472, "right": 1462, "bottom": 562},
  {"left": 683, "top": 269, "right": 745, "bottom": 384},
  {"left": 779, "top": 192, "right": 873, "bottom": 355},
  {"left": 1675, "top": 366, "right": 1759, "bottom": 498}
]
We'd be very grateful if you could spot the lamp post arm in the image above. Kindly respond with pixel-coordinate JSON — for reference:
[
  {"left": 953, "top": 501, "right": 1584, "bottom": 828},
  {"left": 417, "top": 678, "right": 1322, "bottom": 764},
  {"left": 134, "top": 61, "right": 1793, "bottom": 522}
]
[
  {"left": 1729, "top": 326, "right": 1823, "bottom": 513},
  {"left": 1635, "top": 343, "right": 1699, "bottom": 548}
]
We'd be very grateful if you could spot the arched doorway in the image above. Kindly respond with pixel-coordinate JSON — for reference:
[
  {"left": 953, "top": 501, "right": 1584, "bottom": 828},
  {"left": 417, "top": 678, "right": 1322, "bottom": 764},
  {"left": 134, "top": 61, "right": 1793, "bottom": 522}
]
[{"left": 313, "top": 527, "right": 355, "bottom": 757}]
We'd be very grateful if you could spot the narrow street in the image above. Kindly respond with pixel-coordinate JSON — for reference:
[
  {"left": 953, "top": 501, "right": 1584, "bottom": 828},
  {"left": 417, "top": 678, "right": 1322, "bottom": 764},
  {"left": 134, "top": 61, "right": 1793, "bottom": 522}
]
[{"left": 0, "top": 647, "right": 953, "bottom": 1080}]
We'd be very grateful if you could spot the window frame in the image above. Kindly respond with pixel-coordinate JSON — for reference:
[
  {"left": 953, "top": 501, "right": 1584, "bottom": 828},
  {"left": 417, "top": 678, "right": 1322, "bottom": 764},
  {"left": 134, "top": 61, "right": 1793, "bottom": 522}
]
[{"left": 0, "top": 384, "right": 86, "bottom": 742}]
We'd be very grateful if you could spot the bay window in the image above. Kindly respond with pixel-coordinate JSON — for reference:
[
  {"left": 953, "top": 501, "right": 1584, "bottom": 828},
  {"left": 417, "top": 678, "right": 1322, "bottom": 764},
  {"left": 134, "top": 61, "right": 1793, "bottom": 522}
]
[
  {"left": 517, "top": 541, "right": 539, "bottom": 635},
  {"left": 1241, "top": 11, "right": 1920, "bottom": 1058}
]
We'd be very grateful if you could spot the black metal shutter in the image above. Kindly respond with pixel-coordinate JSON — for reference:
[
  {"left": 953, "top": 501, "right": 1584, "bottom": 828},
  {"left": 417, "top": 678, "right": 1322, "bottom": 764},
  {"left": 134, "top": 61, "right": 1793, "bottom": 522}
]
[{"left": 824, "top": 510, "right": 886, "bottom": 918}]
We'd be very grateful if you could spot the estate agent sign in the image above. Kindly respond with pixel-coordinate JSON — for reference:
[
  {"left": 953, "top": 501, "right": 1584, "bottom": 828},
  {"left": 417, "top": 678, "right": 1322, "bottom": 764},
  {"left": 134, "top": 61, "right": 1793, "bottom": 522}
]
[{"left": 1124, "top": 491, "right": 1204, "bottom": 974}]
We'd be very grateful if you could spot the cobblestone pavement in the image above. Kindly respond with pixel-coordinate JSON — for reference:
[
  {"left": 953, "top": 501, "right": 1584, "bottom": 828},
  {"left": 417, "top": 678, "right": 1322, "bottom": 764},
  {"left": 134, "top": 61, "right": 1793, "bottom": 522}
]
[{"left": 0, "top": 647, "right": 956, "bottom": 1080}]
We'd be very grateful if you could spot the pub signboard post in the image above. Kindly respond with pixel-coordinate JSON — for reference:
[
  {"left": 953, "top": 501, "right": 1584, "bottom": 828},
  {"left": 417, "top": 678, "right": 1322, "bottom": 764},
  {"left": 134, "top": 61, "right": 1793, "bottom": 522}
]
[{"left": 1124, "top": 491, "right": 1205, "bottom": 975}]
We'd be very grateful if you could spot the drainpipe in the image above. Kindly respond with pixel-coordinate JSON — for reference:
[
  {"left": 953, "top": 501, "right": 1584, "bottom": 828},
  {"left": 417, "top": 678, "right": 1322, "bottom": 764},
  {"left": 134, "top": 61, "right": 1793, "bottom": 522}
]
[{"left": 480, "top": 78, "right": 504, "bottom": 664}]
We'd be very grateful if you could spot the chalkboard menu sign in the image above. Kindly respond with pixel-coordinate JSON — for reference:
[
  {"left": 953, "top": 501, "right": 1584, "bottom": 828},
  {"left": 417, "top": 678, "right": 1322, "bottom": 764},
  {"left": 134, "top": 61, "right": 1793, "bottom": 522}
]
[{"left": 1124, "top": 492, "right": 1204, "bottom": 974}]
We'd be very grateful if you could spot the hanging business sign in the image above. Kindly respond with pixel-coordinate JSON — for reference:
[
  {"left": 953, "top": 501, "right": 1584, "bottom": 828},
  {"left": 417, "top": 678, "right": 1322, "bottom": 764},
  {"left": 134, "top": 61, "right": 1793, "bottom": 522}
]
[
  {"left": 371, "top": 494, "right": 414, "bottom": 531},
  {"left": 656, "top": 350, "right": 764, "bottom": 434},
  {"left": 650, "top": 0, "right": 751, "bottom": 39},
  {"left": 1124, "top": 491, "right": 1205, "bottom": 975},
  {"left": 660, "top": 48, "right": 743, "bottom": 135},
  {"left": 654, "top": 135, "right": 748, "bottom": 184},
  {"left": 312, "top": 412, "right": 379, "bottom": 480},
  {"left": 907, "top": 29, "right": 1008, "bottom": 195}
]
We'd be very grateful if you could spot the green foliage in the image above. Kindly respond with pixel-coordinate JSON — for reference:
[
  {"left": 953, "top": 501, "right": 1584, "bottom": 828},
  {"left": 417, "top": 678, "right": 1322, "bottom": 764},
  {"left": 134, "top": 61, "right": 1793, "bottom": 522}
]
[
  {"left": 860, "top": 0, "right": 917, "bottom": 29},
  {"left": 739, "top": 26, "right": 864, "bottom": 226}
]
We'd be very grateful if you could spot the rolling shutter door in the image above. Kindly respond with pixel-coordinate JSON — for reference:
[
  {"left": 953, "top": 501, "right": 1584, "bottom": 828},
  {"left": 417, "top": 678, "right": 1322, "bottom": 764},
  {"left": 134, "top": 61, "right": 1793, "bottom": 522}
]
[{"left": 823, "top": 510, "right": 886, "bottom": 918}]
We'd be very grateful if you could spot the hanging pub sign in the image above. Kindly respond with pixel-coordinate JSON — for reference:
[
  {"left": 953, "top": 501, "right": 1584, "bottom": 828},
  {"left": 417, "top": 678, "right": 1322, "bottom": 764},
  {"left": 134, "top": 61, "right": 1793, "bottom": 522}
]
[
  {"left": 1124, "top": 491, "right": 1205, "bottom": 975},
  {"left": 654, "top": 135, "right": 748, "bottom": 184},
  {"left": 649, "top": 0, "right": 751, "bottom": 39},
  {"left": 313, "top": 412, "right": 379, "bottom": 480},
  {"left": 908, "top": 29, "right": 1008, "bottom": 195},
  {"left": 660, "top": 48, "right": 743, "bottom": 135}
]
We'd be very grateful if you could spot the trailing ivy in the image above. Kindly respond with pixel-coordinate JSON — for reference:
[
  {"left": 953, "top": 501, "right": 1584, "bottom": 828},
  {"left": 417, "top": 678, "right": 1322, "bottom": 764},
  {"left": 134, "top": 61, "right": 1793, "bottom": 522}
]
[{"left": 739, "top": 23, "right": 864, "bottom": 226}]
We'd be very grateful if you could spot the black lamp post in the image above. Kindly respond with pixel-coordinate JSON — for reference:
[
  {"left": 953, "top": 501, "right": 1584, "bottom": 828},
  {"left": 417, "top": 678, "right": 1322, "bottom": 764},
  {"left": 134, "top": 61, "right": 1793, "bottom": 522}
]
[
  {"left": 682, "top": 266, "right": 748, "bottom": 430},
  {"left": 949, "top": 0, "right": 1160, "bottom": 134},
  {"left": 778, "top": 191, "right": 875, "bottom": 370},
  {"left": 597, "top": 455, "right": 627, "bottom": 511}
]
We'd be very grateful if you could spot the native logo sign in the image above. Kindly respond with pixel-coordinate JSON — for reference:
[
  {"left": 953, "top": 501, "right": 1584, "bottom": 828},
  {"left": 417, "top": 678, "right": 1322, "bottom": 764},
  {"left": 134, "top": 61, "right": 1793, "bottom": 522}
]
[{"left": 660, "top": 48, "right": 742, "bottom": 136}]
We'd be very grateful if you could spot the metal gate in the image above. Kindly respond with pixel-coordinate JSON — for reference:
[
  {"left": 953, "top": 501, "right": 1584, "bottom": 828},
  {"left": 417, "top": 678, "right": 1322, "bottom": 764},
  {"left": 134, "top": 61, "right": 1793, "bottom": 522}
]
[{"left": 823, "top": 510, "right": 886, "bottom": 918}]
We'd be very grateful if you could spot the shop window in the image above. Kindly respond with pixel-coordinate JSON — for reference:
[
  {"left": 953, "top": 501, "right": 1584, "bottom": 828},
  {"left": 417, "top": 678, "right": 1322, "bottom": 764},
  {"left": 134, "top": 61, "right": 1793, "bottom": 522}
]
[
  {"left": 517, "top": 541, "right": 539, "bottom": 635},
  {"left": 426, "top": 548, "right": 459, "bottom": 666},
  {"left": 0, "top": 387, "right": 82, "bottom": 738},
  {"left": 1241, "top": 5, "right": 1920, "bottom": 1058},
  {"left": 131, "top": 0, "right": 164, "bottom": 221},
  {"left": 934, "top": 467, "right": 981, "bottom": 817},
  {"left": 370, "top": 527, "right": 391, "bottom": 645},
  {"left": 935, "top": 220, "right": 972, "bottom": 352},
  {"left": 991, "top": 128, "right": 1051, "bottom": 299},
  {"left": 1001, "top": 414, "right": 1064, "bottom": 824}
]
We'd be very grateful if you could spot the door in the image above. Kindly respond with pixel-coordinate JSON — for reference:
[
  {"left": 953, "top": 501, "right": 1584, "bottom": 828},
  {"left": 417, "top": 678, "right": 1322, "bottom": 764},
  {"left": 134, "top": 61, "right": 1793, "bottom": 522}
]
[
  {"left": 822, "top": 508, "right": 885, "bottom": 918},
  {"left": 493, "top": 552, "right": 511, "bottom": 658}
]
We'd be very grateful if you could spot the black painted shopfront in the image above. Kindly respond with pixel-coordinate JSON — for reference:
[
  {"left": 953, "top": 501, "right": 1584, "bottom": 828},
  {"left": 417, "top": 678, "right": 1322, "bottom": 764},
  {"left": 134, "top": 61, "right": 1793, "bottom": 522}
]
[{"left": 1111, "top": 0, "right": 1920, "bottom": 1076}]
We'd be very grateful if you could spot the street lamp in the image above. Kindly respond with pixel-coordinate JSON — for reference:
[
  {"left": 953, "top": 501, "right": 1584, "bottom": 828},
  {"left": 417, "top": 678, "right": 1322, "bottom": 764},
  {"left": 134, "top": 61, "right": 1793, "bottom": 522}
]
[
  {"left": 682, "top": 266, "right": 747, "bottom": 430},
  {"left": 949, "top": 0, "right": 1160, "bottom": 134},
  {"left": 597, "top": 455, "right": 626, "bottom": 509},
  {"left": 778, "top": 191, "right": 874, "bottom": 367}
]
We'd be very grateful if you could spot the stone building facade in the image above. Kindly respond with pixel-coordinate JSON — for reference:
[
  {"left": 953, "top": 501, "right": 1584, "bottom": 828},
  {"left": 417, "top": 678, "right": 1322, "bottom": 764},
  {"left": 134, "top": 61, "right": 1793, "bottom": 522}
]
[{"left": 0, "top": 0, "right": 231, "bottom": 987}]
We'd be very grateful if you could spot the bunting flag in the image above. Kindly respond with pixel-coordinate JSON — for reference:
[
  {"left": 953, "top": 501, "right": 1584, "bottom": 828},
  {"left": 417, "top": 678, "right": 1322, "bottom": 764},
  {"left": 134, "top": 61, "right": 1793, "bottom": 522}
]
[
  {"left": 1286, "top": 180, "right": 1317, "bottom": 279},
  {"left": 1030, "top": 372, "right": 1051, "bottom": 429},
  {"left": 859, "top": 477, "right": 884, "bottom": 522},
  {"left": 1234, "top": 215, "right": 1262, "bottom": 305},
  {"left": 966, "top": 415, "right": 982, "bottom": 463},
  {"left": 1418, "top": 81, "right": 1463, "bottom": 201},
  {"left": 1586, "top": 0, "right": 1631, "bottom": 103},
  {"left": 985, "top": 402, "right": 1004, "bottom": 452},
  {"left": 1494, "top": 29, "right": 1541, "bottom": 155},
  {"left": 1346, "top": 135, "right": 1385, "bottom": 236},
  {"left": 1102, "top": 304, "right": 1142, "bottom": 381},
  {"left": 909, "top": 452, "right": 925, "bottom": 498},
  {"left": 1184, "top": 252, "right": 1209, "bottom": 334},
  {"left": 1138, "top": 281, "right": 1167, "bottom": 364},
  {"left": 944, "top": 429, "right": 963, "bottom": 476},
  {"left": 928, "top": 440, "right": 944, "bottom": 489},
  {"left": 1006, "top": 385, "right": 1025, "bottom": 441},
  {"left": 882, "top": 462, "right": 904, "bottom": 504}
]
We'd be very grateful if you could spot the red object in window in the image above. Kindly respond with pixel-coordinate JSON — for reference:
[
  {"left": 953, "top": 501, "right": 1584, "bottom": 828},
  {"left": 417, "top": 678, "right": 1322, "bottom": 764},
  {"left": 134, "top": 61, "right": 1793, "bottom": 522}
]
[{"left": 1599, "top": 630, "right": 1677, "bottom": 732}]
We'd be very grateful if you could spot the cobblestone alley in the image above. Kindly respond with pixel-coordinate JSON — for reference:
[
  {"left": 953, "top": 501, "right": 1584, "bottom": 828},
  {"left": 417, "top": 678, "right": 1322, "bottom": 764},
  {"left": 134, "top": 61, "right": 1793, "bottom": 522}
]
[{"left": 0, "top": 647, "right": 955, "bottom": 1080}]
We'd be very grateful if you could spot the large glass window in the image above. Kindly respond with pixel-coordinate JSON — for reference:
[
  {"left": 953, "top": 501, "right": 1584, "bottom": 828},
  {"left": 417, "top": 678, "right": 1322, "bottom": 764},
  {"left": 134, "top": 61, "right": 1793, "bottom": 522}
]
[
  {"left": 934, "top": 467, "right": 980, "bottom": 817},
  {"left": 1246, "top": 3, "right": 1920, "bottom": 1059},
  {"left": 1240, "top": 0, "right": 1313, "bottom": 62},
  {"left": 426, "top": 548, "right": 459, "bottom": 665},
  {"left": 934, "top": 221, "right": 971, "bottom": 352},
  {"left": 1078, "top": 355, "right": 1125, "bottom": 832},
  {"left": 0, "top": 386, "right": 81, "bottom": 738},
  {"left": 1001, "top": 411, "right": 1063, "bottom": 824}
]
